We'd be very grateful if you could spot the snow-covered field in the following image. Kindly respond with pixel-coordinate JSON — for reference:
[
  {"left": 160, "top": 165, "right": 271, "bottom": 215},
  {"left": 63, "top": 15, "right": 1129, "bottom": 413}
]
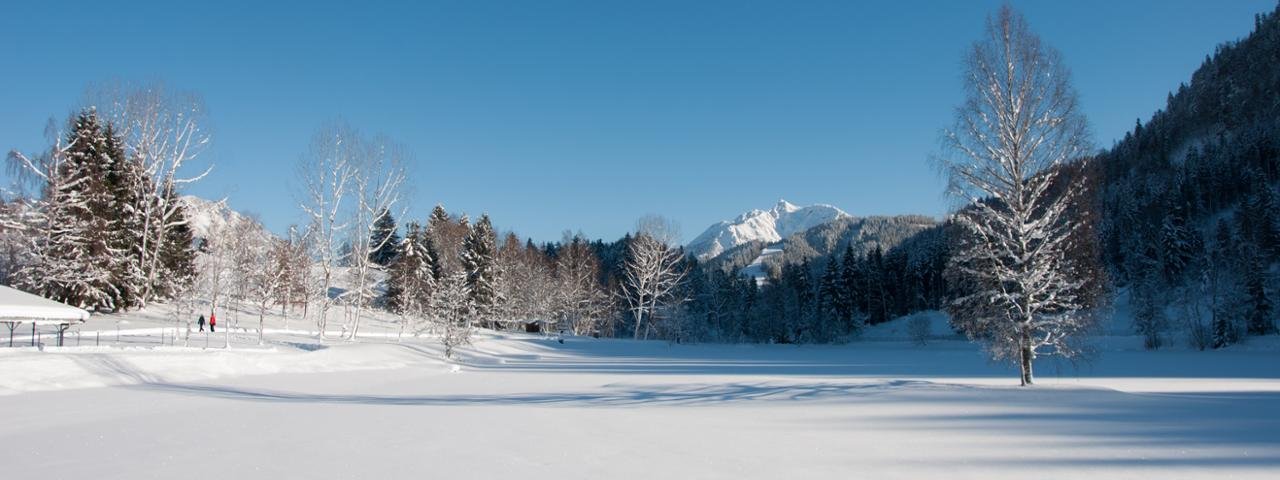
[{"left": 2, "top": 309, "right": 1278, "bottom": 479}]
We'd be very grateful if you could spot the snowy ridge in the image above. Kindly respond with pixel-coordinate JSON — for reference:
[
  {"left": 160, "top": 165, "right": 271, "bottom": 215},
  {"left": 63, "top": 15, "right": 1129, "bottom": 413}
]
[{"left": 687, "top": 199, "right": 850, "bottom": 260}]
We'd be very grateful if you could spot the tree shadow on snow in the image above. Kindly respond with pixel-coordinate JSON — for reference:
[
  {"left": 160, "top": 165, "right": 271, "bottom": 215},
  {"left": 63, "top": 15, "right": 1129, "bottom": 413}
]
[{"left": 129, "top": 378, "right": 936, "bottom": 407}]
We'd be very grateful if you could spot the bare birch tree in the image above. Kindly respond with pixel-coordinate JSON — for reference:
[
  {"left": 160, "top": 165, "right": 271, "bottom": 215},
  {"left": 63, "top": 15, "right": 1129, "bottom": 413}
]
[
  {"left": 343, "top": 135, "right": 408, "bottom": 340},
  {"left": 193, "top": 201, "right": 237, "bottom": 348},
  {"left": 555, "top": 232, "right": 610, "bottom": 336},
  {"left": 621, "top": 216, "right": 687, "bottom": 340},
  {"left": 298, "top": 123, "right": 357, "bottom": 341},
  {"left": 940, "top": 5, "right": 1094, "bottom": 386}
]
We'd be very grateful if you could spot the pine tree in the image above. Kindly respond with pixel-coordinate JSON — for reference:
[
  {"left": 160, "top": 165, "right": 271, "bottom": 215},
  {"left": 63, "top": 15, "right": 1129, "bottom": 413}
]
[
  {"left": 461, "top": 213, "right": 502, "bottom": 326},
  {"left": 368, "top": 208, "right": 401, "bottom": 266}
]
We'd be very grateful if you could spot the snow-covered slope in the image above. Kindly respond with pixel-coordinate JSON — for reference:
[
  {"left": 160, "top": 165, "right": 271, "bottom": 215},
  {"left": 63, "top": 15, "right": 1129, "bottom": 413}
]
[{"left": 687, "top": 200, "right": 849, "bottom": 260}]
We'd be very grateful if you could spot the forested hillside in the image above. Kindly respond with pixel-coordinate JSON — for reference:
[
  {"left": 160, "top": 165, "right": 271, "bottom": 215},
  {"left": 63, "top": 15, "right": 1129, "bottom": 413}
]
[{"left": 1095, "top": 4, "right": 1280, "bottom": 347}]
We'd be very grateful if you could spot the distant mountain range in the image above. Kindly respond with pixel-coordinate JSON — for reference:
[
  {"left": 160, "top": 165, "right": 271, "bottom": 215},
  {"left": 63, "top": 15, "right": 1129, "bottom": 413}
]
[
  {"left": 686, "top": 200, "right": 849, "bottom": 261},
  {"left": 687, "top": 200, "right": 938, "bottom": 284}
]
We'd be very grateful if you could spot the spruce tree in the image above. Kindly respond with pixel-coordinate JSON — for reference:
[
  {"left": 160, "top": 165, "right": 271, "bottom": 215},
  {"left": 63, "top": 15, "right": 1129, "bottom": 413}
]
[
  {"left": 102, "top": 122, "right": 149, "bottom": 310},
  {"left": 840, "top": 244, "right": 864, "bottom": 327},
  {"left": 817, "top": 256, "right": 843, "bottom": 338},
  {"left": 462, "top": 214, "right": 502, "bottom": 326},
  {"left": 368, "top": 208, "right": 401, "bottom": 266},
  {"left": 386, "top": 222, "right": 437, "bottom": 315},
  {"left": 1159, "top": 203, "right": 1196, "bottom": 284},
  {"left": 866, "top": 247, "right": 887, "bottom": 324}
]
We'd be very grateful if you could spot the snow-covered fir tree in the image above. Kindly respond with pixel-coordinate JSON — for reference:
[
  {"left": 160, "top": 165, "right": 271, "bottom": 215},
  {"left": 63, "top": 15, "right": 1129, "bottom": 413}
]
[
  {"left": 432, "top": 270, "right": 473, "bottom": 359},
  {"left": 461, "top": 214, "right": 502, "bottom": 326},
  {"left": 14, "top": 110, "right": 121, "bottom": 310},
  {"left": 817, "top": 256, "right": 843, "bottom": 340},
  {"left": 368, "top": 208, "right": 400, "bottom": 267},
  {"left": 101, "top": 122, "right": 150, "bottom": 310},
  {"left": 386, "top": 222, "right": 437, "bottom": 336}
]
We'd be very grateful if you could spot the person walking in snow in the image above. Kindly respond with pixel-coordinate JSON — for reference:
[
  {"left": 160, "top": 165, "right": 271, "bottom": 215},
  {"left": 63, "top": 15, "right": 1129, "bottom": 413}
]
[
  {"left": 209, "top": 312, "right": 217, "bottom": 333},
  {"left": 197, "top": 314, "right": 206, "bottom": 332}
]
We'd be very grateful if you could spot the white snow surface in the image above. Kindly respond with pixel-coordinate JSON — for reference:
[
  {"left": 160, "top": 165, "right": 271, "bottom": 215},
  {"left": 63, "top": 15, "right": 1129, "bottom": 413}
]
[
  {"left": 687, "top": 199, "right": 849, "bottom": 260},
  {"left": 2, "top": 306, "right": 1278, "bottom": 479}
]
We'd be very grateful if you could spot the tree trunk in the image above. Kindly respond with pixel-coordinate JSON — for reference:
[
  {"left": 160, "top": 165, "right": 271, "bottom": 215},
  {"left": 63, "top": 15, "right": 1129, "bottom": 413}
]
[
  {"left": 632, "top": 306, "right": 644, "bottom": 339},
  {"left": 1019, "top": 342, "right": 1035, "bottom": 386}
]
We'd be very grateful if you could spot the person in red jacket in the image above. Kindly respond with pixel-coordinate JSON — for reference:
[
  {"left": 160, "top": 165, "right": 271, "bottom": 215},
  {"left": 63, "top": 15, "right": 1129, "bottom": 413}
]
[{"left": 209, "top": 312, "right": 217, "bottom": 333}]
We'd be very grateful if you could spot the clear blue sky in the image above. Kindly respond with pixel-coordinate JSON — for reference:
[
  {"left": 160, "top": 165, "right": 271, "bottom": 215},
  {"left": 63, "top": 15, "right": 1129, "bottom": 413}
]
[{"left": 2, "top": 0, "right": 1274, "bottom": 243}]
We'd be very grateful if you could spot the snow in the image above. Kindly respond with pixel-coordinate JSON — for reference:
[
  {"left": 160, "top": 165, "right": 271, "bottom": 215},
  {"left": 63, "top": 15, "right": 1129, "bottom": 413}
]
[
  {"left": 739, "top": 246, "right": 782, "bottom": 285},
  {"left": 687, "top": 199, "right": 849, "bottom": 260},
  {"left": 0, "top": 285, "right": 90, "bottom": 322},
  {"left": 1, "top": 307, "right": 1277, "bottom": 479}
]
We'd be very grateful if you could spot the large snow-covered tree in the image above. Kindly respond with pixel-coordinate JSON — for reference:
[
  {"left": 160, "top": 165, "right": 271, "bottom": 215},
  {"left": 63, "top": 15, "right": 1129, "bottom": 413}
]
[
  {"left": 90, "top": 82, "right": 211, "bottom": 306},
  {"left": 940, "top": 5, "right": 1095, "bottom": 386},
  {"left": 101, "top": 122, "right": 149, "bottom": 310},
  {"left": 12, "top": 110, "right": 121, "bottom": 310}
]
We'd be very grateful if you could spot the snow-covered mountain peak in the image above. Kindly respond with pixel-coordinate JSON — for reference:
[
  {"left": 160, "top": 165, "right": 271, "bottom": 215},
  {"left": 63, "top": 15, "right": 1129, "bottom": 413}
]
[
  {"left": 179, "top": 195, "right": 248, "bottom": 242},
  {"left": 687, "top": 200, "right": 851, "bottom": 260}
]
